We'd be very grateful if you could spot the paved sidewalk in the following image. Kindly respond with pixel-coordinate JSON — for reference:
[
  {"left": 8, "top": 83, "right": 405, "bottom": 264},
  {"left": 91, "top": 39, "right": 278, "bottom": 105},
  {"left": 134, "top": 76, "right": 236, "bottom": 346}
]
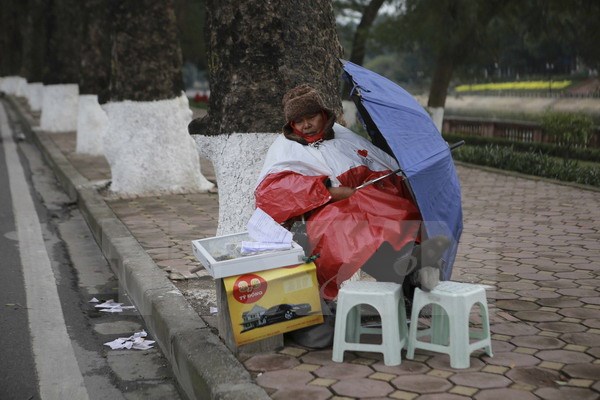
[{"left": 10, "top": 96, "right": 600, "bottom": 400}]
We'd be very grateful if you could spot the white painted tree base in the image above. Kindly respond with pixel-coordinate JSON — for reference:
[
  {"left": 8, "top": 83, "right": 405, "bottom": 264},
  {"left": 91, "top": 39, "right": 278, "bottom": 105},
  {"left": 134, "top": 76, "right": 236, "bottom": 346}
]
[
  {"left": 76, "top": 95, "right": 107, "bottom": 156},
  {"left": 103, "top": 94, "right": 214, "bottom": 196},
  {"left": 193, "top": 132, "right": 278, "bottom": 235},
  {"left": 342, "top": 100, "right": 358, "bottom": 128},
  {"left": 428, "top": 106, "right": 445, "bottom": 133},
  {"left": 26, "top": 83, "right": 44, "bottom": 113},
  {"left": 0, "top": 76, "right": 27, "bottom": 96},
  {"left": 40, "top": 84, "right": 79, "bottom": 132}
]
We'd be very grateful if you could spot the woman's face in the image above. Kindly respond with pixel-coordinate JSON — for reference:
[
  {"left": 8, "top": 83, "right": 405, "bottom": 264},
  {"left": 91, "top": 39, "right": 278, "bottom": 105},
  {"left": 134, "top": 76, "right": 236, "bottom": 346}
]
[{"left": 291, "top": 111, "right": 325, "bottom": 136}]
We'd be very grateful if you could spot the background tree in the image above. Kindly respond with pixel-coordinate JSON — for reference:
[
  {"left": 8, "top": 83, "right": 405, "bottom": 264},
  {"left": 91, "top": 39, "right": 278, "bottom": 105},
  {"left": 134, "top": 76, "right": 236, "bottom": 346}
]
[
  {"left": 103, "top": 0, "right": 212, "bottom": 195},
  {"left": 80, "top": 0, "right": 111, "bottom": 98},
  {"left": 0, "top": 0, "right": 26, "bottom": 76},
  {"left": 107, "top": 0, "right": 183, "bottom": 102},
  {"left": 336, "top": 0, "right": 388, "bottom": 96},
  {"left": 43, "top": 0, "right": 82, "bottom": 85},
  {"left": 191, "top": 0, "right": 343, "bottom": 136},
  {"left": 190, "top": 0, "right": 344, "bottom": 352},
  {"left": 174, "top": 0, "right": 208, "bottom": 88},
  {"left": 76, "top": 0, "right": 112, "bottom": 155},
  {"left": 21, "top": 0, "right": 49, "bottom": 83}
]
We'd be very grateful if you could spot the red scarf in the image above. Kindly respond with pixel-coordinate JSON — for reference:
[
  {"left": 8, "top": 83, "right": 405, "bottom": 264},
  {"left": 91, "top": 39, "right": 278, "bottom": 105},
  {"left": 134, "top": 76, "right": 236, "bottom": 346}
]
[{"left": 290, "top": 111, "right": 327, "bottom": 143}]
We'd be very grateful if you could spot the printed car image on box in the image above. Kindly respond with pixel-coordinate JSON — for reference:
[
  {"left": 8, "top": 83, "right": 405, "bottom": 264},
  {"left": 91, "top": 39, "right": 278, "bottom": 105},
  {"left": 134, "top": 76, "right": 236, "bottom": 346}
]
[{"left": 224, "top": 262, "right": 323, "bottom": 345}]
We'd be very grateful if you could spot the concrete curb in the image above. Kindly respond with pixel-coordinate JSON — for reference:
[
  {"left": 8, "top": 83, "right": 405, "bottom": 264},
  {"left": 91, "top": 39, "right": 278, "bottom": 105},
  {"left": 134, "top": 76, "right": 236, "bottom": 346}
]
[{"left": 5, "top": 96, "right": 270, "bottom": 400}]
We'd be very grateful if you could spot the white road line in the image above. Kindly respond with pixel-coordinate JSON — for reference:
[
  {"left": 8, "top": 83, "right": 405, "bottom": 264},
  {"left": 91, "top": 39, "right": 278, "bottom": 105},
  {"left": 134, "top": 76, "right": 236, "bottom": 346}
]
[{"left": 0, "top": 104, "right": 90, "bottom": 400}]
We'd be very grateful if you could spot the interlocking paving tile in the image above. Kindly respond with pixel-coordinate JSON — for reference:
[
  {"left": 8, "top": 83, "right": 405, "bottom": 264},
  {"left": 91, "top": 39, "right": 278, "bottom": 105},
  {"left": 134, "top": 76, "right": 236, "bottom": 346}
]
[
  {"left": 388, "top": 390, "right": 418, "bottom": 400},
  {"left": 535, "top": 350, "right": 593, "bottom": 364},
  {"left": 417, "top": 394, "right": 471, "bottom": 400},
  {"left": 372, "top": 360, "right": 430, "bottom": 375},
  {"left": 495, "top": 299, "right": 539, "bottom": 311},
  {"left": 510, "top": 335, "right": 565, "bottom": 349},
  {"left": 425, "top": 355, "right": 485, "bottom": 371},
  {"left": 536, "top": 321, "right": 588, "bottom": 333},
  {"left": 474, "top": 388, "right": 539, "bottom": 400},
  {"left": 295, "top": 363, "right": 321, "bottom": 372},
  {"left": 513, "top": 311, "right": 563, "bottom": 322},
  {"left": 491, "top": 322, "right": 540, "bottom": 336},
  {"left": 449, "top": 372, "right": 511, "bottom": 389},
  {"left": 449, "top": 386, "right": 479, "bottom": 397},
  {"left": 301, "top": 349, "right": 344, "bottom": 366},
  {"left": 562, "top": 363, "right": 600, "bottom": 380},
  {"left": 536, "top": 298, "right": 583, "bottom": 308},
  {"left": 244, "top": 353, "right": 300, "bottom": 372},
  {"left": 505, "top": 366, "right": 561, "bottom": 388},
  {"left": 489, "top": 340, "right": 516, "bottom": 353},
  {"left": 561, "top": 332, "right": 600, "bottom": 347},
  {"left": 331, "top": 377, "right": 394, "bottom": 398},
  {"left": 314, "top": 363, "right": 372, "bottom": 380},
  {"left": 271, "top": 385, "right": 332, "bottom": 400},
  {"left": 391, "top": 375, "right": 452, "bottom": 394},
  {"left": 481, "top": 352, "right": 540, "bottom": 367},
  {"left": 535, "top": 387, "right": 600, "bottom": 400},
  {"left": 481, "top": 365, "right": 509, "bottom": 374},
  {"left": 255, "top": 370, "right": 314, "bottom": 390},
  {"left": 309, "top": 377, "right": 337, "bottom": 387},
  {"left": 560, "top": 308, "right": 600, "bottom": 319},
  {"left": 369, "top": 372, "right": 396, "bottom": 382},
  {"left": 279, "top": 346, "right": 308, "bottom": 358}
]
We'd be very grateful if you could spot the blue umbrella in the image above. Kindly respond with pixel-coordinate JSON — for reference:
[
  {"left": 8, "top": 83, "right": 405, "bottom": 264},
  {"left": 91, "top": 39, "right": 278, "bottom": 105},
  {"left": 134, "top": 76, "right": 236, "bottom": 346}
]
[{"left": 341, "top": 60, "right": 463, "bottom": 280}]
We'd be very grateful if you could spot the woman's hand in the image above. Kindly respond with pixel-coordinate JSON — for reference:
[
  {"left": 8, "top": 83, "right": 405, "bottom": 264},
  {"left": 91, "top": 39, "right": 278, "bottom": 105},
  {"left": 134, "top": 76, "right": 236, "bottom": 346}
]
[{"left": 328, "top": 186, "right": 355, "bottom": 202}]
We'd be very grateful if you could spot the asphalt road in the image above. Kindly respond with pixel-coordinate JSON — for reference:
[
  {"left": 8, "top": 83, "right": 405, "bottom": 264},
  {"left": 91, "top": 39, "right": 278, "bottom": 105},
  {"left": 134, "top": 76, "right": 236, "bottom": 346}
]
[
  {"left": 0, "top": 106, "right": 40, "bottom": 400},
  {"left": 0, "top": 101, "right": 182, "bottom": 400}
]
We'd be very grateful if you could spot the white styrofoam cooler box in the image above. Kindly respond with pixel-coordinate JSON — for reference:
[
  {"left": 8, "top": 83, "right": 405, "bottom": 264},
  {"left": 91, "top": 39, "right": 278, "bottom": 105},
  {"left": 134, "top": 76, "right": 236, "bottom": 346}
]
[{"left": 191, "top": 232, "right": 306, "bottom": 279}]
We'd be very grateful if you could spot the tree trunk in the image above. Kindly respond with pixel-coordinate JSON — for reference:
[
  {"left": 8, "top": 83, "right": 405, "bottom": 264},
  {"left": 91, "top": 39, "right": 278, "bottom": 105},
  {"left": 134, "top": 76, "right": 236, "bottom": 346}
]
[
  {"left": 43, "top": 0, "right": 81, "bottom": 84},
  {"left": 0, "top": 0, "right": 25, "bottom": 76},
  {"left": 190, "top": 0, "right": 343, "bottom": 136},
  {"left": 76, "top": 0, "right": 112, "bottom": 155},
  {"left": 108, "top": 0, "right": 184, "bottom": 102},
  {"left": 427, "top": 52, "right": 454, "bottom": 109},
  {"left": 341, "top": 0, "right": 386, "bottom": 97},
  {"left": 103, "top": 0, "right": 212, "bottom": 195},
  {"left": 21, "top": 0, "right": 49, "bottom": 83},
  {"left": 190, "top": 0, "right": 344, "bottom": 354},
  {"left": 80, "top": 0, "right": 111, "bottom": 97}
]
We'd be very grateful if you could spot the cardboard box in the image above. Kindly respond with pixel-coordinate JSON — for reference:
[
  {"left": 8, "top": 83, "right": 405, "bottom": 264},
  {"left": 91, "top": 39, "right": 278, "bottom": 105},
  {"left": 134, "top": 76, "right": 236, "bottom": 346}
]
[
  {"left": 192, "top": 232, "right": 305, "bottom": 278},
  {"left": 223, "top": 262, "right": 323, "bottom": 346}
]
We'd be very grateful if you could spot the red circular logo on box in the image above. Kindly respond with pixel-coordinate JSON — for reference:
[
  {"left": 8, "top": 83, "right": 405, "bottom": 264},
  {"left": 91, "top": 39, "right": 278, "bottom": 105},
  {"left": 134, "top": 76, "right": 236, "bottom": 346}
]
[{"left": 233, "top": 274, "right": 267, "bottom": 304}]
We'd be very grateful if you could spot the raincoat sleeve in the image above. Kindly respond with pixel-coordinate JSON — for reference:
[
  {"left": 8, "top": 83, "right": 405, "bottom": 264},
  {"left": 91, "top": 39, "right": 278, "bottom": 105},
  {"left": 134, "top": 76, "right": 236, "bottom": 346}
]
[{"left": 255, "top": 170, "right": 332, "bottom": 224}]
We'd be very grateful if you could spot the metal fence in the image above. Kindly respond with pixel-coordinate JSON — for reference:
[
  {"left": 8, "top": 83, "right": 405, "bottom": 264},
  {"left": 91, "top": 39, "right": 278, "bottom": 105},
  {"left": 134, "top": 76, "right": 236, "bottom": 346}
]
[{"left": 442, "top": 117, "right": 600, "bottom": 148}]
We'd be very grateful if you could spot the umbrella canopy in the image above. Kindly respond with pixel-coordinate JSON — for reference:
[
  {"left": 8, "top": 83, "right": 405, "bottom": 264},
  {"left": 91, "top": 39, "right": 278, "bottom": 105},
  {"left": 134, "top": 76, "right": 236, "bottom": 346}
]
[{"left": 341, "top": 60, "right": 463, "bottom": 280}]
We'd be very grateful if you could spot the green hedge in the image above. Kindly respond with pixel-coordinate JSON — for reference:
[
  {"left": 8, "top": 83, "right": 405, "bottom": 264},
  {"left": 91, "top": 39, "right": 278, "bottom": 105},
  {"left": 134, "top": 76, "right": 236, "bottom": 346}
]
[
  {"left": 443, "top": 133, "right": 600, "bottom": 162},
  {"left": 453, "top": 145, "right": 600, "bottom": 187}
]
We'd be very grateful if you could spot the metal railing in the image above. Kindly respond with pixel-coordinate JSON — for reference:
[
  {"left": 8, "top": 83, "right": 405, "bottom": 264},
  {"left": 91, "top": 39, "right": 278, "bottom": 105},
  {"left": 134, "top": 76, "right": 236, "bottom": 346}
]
[{"left": 442, "top": 116, "right": 600, "bottom": 148}]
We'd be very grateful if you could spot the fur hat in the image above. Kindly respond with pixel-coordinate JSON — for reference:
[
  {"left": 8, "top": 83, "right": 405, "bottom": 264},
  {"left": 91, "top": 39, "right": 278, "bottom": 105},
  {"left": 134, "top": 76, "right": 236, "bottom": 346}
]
[{"left": 282, "top": 84, "right": 333, "bottom": 122}]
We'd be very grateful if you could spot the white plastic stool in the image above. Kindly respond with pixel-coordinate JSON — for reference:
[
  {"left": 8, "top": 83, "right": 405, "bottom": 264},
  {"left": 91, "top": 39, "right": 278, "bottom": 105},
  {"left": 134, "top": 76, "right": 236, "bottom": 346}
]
[
  {"left": 406, "top": 281, "right": 493, "bottom": 369},
  {"left": 332, "top": 281, "right": 408, "bottom": 366}
]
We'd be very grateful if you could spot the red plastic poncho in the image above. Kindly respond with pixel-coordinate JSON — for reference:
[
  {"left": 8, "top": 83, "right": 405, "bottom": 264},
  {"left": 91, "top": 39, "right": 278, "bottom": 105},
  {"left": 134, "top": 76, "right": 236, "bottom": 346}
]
[{"left": 255, "top": 124, "right": 421, "bottom": 299}]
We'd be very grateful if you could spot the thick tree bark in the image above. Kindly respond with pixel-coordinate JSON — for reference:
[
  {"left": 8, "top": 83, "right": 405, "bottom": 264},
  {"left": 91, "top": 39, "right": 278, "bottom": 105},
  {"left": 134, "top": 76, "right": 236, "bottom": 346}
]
[
  {"left": 21, "top": 0, "right": 49, "bottom": 82},
  {"left": 43, "top": 0, "right": 82, "bottom": 84},
  {"left": 191, "top": 0, "right": 344, "bottom": 136},
  {"left": 0, "top": 0, "right": 25, "bottom": 76},
  {"left": 190, "top": 0, "right": 345, "bottom": 354},
  {"left": 108, "top": 0, "right": 184, "bottom": 102},
  {"left": 79, "top": 0, "right": 111, "bottom": 96}
]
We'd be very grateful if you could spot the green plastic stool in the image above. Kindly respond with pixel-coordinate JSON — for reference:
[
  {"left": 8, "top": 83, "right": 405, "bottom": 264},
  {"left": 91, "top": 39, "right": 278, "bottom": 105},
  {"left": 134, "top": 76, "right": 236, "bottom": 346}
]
[{"left": 406, "top": 281, "right": 493, "bottom": 368}]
